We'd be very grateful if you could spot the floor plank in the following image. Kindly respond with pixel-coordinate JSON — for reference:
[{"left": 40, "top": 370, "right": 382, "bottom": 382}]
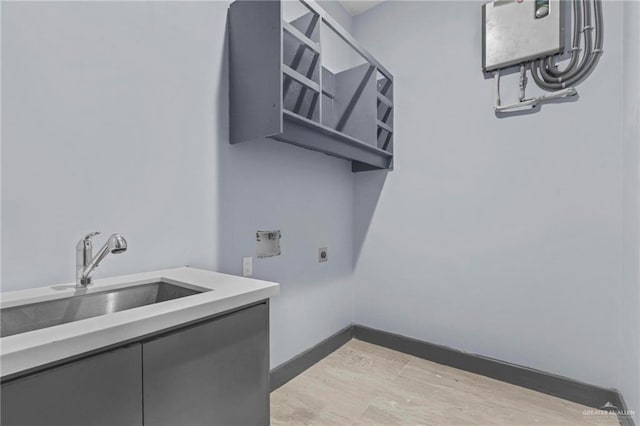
[{"left": 271, "top": 339, "right": 619, "bottom": 425}]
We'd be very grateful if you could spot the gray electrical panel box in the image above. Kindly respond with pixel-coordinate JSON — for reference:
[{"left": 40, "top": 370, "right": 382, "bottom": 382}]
[{"left": 482, "top": 0, "right": 564, "bottom": 71}]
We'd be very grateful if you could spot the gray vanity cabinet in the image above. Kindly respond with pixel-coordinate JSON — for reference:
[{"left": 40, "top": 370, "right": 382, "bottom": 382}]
[
  {"left": 0, "top": 344, "right": 143, "bottom": 426},
  {"left": 142, "top": 303, "right": 270, "bottom": 426},
  {"left": 1, "top": 302, "right": 269, "bottom": 426}
]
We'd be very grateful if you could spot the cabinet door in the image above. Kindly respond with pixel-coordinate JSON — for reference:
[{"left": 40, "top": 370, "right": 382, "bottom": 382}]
[
  {"left": 1, "top": 344, "right": 143, "bottom": 426},
  {"left": 143, "top": 303, "right": 269, "bottom": 426}
]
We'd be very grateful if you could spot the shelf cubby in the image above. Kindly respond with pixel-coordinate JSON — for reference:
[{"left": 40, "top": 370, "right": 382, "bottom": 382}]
[
  {"left": 229, "top": 0, "right": 394, "bottom": 172},
  {"left": 283, "top": 72, "right": 320, "bottom": 122}
]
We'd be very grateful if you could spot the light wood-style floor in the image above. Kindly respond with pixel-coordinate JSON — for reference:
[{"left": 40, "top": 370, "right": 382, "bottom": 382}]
[{"left": 271, "top": 339, "right": 619, "bottom": 425}]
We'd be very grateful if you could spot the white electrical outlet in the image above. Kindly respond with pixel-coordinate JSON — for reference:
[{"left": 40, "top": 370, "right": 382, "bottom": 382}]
[{"left": 242, "top": 257, "right": 253, "bottom": 277}]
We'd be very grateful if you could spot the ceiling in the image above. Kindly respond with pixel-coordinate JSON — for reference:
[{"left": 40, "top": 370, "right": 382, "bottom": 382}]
[{"left": 337, "top": 0, "right": 385, "bottom": 16}]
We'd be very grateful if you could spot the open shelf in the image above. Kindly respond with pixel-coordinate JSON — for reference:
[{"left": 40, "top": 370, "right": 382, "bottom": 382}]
[
  {"left": 283, "top": 74, "right": 320, "bottom": 122},
  {"left": 283, "top": 21, "right": 320, "bottom": 54},
  {"left": 281, "top": 110, "right": 392, "bottom": 171},
  {"left": 229, "top": 0, "right": 394, "bottom": 172},
  {"left": 283, "top": 65, "right": 320, "bottom": 93}
]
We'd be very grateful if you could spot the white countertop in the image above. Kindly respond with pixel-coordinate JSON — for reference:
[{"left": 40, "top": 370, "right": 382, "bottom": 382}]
[{"left": 0, "top": 267, "right": 279, "bottom": 378}]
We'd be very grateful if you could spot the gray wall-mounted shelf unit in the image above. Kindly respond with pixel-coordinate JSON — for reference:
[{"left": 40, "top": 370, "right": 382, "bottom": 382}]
[{"left": 229, "top": 0, "right": 394, "bottom": 172}]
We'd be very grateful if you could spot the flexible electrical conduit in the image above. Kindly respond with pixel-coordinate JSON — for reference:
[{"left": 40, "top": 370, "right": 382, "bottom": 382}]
[
  {"left": 544, "top": 0, "right": 582, "bottom": 77},
  {"left": 530, "top": 0, "right": 603, "bottom": 90}
]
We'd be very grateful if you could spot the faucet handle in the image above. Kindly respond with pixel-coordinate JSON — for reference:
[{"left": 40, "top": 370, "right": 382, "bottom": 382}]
[
  {"left": 77, "top": 231, "right": 101, "bottom": 249},
  {"left": 81, "top": 231, "right": 101, "bottom": 241}
]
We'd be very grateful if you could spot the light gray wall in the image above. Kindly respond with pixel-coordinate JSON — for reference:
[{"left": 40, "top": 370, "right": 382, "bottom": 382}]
[
  {"left": 1, "top": 0, "right": 354, "bottom": 369},
  {"left": 217, "top": 138, "right": 354, "bottom": 367},
  {"left": 352, "top": 1, "right": 624, "bottom": 389},
  {"left": 318, "top": 0, "right": 353, "bottom": 29},
  {"left": 621, "top": 0, "right": 640, "bottom": 420},
  {"left": 2, "top": 2, "right": 219, "bottom": 289}
]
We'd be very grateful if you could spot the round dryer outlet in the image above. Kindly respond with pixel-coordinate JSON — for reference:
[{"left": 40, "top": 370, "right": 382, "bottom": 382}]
[{"left": 319, "top": 247, "right": 328, "bottom": 263}]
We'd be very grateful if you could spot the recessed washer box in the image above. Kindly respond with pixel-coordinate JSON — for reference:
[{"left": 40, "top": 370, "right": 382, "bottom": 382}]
[
  {"left": 256, "top": 230, "right": 281, "bottom": 258},
  {"left": 482, "top": 0, "right": 564, "bottom": 72}
]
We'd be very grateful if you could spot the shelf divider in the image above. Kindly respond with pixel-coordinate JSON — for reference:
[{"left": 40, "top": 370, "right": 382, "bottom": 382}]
[
  {"left": 283, "top": 65, "right": 320, "bottom": 93},
  {"left": 283, "top": 21, "right": 320, "bottom": 54},
  {"left": 377, "top": 120, "right": 393, "bottom": 134},
  {"left": 377, "top": 92, "right": 393, "bottom": 107}
]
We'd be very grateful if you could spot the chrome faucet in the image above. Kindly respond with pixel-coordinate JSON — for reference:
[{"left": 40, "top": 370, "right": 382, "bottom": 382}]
[{"left": 76, "top": 232, "right": 128, "bottom": 287}]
